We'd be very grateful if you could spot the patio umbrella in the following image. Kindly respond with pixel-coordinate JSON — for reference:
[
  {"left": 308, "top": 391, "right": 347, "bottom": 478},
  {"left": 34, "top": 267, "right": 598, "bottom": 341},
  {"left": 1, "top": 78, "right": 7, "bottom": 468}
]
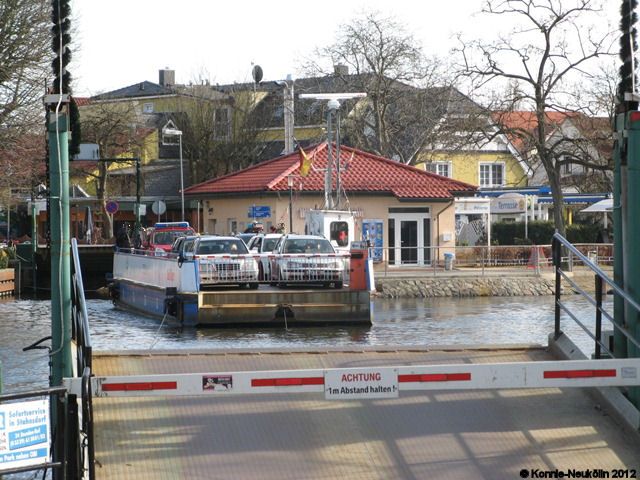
[
  {"left": 85, "top": 206, "right": 93, "bottom": 243},
  {"left": 580, "top": 198, "right": 612, "bottom": 228},
  {"left": 580, "top": 198, "right": 612, "bottom": 213}
]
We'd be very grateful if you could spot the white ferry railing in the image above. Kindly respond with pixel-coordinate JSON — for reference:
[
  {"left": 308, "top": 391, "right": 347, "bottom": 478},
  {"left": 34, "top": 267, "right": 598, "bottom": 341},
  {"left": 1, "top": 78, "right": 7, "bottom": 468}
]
[
  {"left": 198, "top": 256, "right": 260, "bottom": 287},
  {"left": 269, "top": 254, "right": 349, "bottom": 287}
]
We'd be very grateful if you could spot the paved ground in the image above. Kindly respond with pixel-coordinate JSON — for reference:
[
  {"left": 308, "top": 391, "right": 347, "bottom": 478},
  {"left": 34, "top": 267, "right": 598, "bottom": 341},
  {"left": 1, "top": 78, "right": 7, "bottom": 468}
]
[{"left": 91, "top": 346, "right": 640, "bottom": 479}]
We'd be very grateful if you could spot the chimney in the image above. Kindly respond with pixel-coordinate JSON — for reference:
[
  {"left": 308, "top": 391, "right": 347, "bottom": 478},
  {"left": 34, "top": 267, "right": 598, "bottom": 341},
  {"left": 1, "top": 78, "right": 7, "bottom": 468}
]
[
  {"left": 159, "top": 68, "right": 175, "bottom": 87},
  {"left": 334, "top": 64, "right": 349, "bottom": 76}
]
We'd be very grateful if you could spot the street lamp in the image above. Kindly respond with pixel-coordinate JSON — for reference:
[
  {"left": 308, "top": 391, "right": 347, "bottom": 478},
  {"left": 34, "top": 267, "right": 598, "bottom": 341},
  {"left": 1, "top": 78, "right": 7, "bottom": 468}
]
[
  {"left": 162, "top": 126, "right": 184, "bottom": 221},
  {"left": 287, "top": 175, "right": 294, "bottom": 233}
]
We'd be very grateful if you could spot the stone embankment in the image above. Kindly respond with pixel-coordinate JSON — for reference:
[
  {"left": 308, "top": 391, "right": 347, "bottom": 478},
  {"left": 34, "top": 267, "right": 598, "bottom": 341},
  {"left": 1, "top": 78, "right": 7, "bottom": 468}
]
[{"left": 375, "top": 276, "right": 556, "bottom": 298}]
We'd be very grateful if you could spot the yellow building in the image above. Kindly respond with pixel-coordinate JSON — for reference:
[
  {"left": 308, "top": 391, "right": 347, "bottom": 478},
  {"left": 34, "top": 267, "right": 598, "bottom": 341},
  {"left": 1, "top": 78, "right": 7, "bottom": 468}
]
[{"left": 417, "top": 136, "right": 530, "bottom": 189}]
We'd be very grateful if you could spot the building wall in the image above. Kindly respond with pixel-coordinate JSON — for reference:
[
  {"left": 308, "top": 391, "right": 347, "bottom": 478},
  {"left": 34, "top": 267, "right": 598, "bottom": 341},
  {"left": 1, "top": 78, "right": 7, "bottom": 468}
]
[
  {"left": 418, "top": 151, "right": 528, "bottom": 188},
  {"left": 198, "top": 193, "right": 457, "bottom": 256}
]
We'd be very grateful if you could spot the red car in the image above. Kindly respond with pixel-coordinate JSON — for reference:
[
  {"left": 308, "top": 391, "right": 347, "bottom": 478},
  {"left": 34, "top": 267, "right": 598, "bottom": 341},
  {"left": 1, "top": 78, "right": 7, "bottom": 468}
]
[{"left": 146, "top": 222, "right": 195, "bottom": 254}]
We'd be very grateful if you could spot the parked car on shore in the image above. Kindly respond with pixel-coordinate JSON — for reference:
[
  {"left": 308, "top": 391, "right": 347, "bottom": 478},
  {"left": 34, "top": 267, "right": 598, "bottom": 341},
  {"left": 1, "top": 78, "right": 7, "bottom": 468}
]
[{"left": 270, "top": 234, "right": 347, "bottom": 288}]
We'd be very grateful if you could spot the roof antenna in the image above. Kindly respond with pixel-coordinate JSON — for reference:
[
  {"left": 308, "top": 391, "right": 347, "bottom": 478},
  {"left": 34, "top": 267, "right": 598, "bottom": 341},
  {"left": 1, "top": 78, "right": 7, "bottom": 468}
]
[{"left": 298, "top": 93, "right": 366, "bottom": 208}]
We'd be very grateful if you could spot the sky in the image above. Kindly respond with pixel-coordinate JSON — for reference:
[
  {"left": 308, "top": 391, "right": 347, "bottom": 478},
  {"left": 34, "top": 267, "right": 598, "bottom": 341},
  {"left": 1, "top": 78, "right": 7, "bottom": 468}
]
[{"left": 70, "top": 0, "right": 621, "bottom": 97}]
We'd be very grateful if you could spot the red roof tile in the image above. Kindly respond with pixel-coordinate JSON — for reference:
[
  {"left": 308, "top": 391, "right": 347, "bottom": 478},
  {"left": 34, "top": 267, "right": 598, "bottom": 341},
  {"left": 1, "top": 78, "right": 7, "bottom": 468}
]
[{"left": 185, "top": 143, "right": 477, "bottom": 200}]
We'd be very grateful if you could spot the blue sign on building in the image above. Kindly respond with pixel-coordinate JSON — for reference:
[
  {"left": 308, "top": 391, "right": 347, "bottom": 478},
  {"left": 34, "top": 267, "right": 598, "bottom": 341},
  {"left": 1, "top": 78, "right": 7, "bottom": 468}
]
[{"left": 248, "top": 206, "right": 271, "bottom": 219}]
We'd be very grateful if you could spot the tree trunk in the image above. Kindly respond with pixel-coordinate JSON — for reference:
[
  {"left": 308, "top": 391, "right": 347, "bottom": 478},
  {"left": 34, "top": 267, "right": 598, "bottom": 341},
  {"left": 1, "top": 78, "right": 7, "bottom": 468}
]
[{"left": 547, "top": 166, "right": 566, "bottom": 238}]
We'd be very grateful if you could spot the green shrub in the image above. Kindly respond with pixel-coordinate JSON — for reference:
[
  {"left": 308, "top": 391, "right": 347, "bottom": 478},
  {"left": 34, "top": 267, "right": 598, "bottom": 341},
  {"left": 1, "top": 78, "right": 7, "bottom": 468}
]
[
  {"left": 0, "top": 249, "right": 8, "bottom": 269},
  {"left": 492, "top": 221, "right": 555, "bottom": 245},
  {"left": 566, "top": 223, "right": 600, "bottom": 243}
]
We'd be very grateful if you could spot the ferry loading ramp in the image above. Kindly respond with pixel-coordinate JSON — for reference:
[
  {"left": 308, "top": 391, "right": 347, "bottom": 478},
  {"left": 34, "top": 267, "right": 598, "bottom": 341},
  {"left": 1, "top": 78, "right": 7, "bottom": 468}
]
[{"left": 88, "top": 345, "right": 640, "bottom": 479}]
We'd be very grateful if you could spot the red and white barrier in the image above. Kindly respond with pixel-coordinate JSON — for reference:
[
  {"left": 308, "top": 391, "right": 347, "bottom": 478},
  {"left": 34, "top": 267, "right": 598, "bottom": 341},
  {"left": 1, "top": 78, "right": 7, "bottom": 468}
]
[{"left": 65, "top": 358, "right": 640, "bottom": 400}]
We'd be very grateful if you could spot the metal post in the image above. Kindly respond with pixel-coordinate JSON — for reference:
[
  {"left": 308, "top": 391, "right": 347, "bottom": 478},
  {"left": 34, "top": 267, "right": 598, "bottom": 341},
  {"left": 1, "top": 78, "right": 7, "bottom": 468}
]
[
  {"left": 283, "top": 78, "right": 295, "bottom": 155},
  {"left": 624, "top": 111, "right": 640, "bottom": 406},
  {"left": 595, "top": 275, "right": 603, "bottom": 359},
  {"left": 335, "top": 109, "right": 342, "bottom": 209},
  {"left": 613, "top": 113, "right": 628, "bottom": 358},
  {"left": 48, "top": 112, "right": 72, "bottom": 386},
  {"left": 325, "top": 109, "right": 334, "bottom": 209},
  {"left": 553, "top": 237, "right": 562, "bottom": 338},
  {"left": 288, "top": 177, "right": 293, "bottom": 233},
  {"left": 179, "top": 134, "right": 185, "bottom": 221}
]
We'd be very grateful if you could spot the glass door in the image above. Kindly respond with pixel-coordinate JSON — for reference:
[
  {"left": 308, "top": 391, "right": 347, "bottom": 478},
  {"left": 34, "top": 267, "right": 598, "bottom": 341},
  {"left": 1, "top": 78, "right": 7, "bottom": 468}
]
[
  {"left": 388, "top": 210, "right": 431, "bottom": 266},
  {"left": 400, "top": 220, "right": 418, "bottom": 264}
]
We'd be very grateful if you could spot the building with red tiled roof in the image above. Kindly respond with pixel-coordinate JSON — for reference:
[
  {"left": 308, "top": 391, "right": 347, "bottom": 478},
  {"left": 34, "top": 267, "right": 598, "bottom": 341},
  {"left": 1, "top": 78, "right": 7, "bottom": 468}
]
[
  {"left": 185, "top": 143, "right": 477, "bottom": 265},
  {"left": 493, "top": 111, "right": 612, "bottom": 192}
]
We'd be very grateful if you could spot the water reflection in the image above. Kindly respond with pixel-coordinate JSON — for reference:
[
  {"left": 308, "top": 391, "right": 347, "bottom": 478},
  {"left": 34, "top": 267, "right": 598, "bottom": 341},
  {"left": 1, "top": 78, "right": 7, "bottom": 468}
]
[{"left": 0, "top": 296, "right": 608, "bottom": 393}]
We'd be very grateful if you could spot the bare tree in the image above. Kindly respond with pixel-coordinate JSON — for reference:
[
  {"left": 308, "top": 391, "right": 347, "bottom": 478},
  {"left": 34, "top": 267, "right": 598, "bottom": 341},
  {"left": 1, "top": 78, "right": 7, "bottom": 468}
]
[
  {"left": 303, "top": 11, "right": 454, "bottom": 165},
  {"left": 79, "top": 101, "right": 144, "bottom": 238},
  {"left": 0, "top": 0, "right": 50, "bottom": 140},
  {"left": 456, "top": 0, "right": 615, "bottom": 235},
  {"left": 173, "top": 86, "right": 269, "bottom": 182}
]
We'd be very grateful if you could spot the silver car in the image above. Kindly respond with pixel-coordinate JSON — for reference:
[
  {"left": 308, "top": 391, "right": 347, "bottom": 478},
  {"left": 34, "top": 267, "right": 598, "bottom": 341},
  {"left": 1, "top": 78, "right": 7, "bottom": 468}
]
[
  {"left": 270, "top": 234, "right": 347, "bottom": 288},
  {"left": 190, "top": 236, "right": 259, "bottom": 289},
  {"left": 247, "top": 233, "right": 283, "bottom": 280}
]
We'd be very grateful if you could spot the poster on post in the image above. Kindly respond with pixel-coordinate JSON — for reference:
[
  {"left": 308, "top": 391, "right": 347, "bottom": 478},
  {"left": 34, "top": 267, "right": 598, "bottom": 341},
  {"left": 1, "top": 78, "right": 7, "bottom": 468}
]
[
  {"left": 362, "top": 219, "right": 383, "bottom": 262},
  {"left": 0, "top": 399, "right": 50, "bottom": 472}
]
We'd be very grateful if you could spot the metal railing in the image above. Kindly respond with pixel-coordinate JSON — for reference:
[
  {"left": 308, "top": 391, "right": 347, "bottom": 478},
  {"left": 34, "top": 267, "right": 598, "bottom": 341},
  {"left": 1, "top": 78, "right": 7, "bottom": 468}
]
[
  {"left": 372, "top": 243, "right": 613, "bottom": 277},
  {"left": 552, "top": 233, "right": 640, "bottom": 359},
  {"left": 71, "top": 238, "right": 94, "bottom": 479}
]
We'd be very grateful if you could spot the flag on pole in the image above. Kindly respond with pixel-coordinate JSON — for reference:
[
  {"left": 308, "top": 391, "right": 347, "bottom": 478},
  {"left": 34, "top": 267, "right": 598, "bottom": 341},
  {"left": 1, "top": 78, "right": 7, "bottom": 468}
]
[{"left": 299, "top": 146, "right": 313, "bottom": 177}]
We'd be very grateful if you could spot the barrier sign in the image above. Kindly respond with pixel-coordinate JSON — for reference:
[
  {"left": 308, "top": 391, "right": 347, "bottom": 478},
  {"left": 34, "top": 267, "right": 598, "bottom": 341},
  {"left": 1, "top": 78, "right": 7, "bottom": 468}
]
[
  {"left": 324, "top": 368, "right": 398, "bottom": 400},
  {"left": 0, "top": 399, "right": 50, "bottom": 472}
]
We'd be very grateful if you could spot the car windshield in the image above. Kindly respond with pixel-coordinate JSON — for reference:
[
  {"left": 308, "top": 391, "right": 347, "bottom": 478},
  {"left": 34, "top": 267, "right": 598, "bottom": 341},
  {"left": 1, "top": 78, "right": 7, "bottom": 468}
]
[
  {"left": 197, "top": 239, "right": 248, "bottom": 255},
  {"left": 154, "top": 229, "right": 194, "bottom": 245},
  {"left": 283, "top": 238, "right": 334, "bottom": 254}
]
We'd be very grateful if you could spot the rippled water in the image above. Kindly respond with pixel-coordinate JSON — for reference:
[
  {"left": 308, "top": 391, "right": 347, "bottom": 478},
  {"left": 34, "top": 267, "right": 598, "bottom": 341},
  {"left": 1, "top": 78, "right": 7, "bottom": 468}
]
[{"left": 0, "top": 295, "right": 608, "bottom": 393}]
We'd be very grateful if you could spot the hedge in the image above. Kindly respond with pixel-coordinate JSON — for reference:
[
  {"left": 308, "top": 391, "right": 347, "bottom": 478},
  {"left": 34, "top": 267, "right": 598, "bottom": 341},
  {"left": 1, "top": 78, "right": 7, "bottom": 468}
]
[{"left": 492, "top": 221, "right": 603, "bottom": 245}]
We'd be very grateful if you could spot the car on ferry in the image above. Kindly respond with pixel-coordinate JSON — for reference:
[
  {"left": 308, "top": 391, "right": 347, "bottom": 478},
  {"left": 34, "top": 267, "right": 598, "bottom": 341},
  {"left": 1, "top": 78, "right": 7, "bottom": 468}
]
[
  {"left": 171, "top": 234, "right": 200, "bottom": 257},
  {"left": 146, "top": 222, "right": 196, "bottom": 254},
  {"left": 270, "top": 234, "right": 347, "bottom": 289},
  {"left": 187, "top": 235, "right": 259, "bottom": 289},
  {"left": 246, "top": 233, "right": 283, "bottom": 280}
]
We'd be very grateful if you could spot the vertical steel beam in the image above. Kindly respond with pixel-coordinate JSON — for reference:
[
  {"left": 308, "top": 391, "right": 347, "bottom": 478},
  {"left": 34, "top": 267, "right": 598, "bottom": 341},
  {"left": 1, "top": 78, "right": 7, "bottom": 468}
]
[
  {"left": 624, "top": 111, "right": 640, "bottom": 407},
  {"left": 613, "top": 114, "right": 628, "bottom": 358},
  {"left": 48, "top": 113, "right": 72, "bottom": 386}
]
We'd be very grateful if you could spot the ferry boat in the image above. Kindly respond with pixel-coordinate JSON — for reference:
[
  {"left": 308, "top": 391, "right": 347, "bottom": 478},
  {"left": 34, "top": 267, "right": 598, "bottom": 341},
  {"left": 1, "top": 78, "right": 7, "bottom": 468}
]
[{"left": 109, "top": 225, "right": 372, "bottom": 327}]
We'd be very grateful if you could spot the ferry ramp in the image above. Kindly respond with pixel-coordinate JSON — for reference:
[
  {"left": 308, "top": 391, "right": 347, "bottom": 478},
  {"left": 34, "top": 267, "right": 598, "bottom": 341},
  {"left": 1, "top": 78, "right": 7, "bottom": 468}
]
[{"left": 90, "top": 346, "right": 640, "bottom": 479}]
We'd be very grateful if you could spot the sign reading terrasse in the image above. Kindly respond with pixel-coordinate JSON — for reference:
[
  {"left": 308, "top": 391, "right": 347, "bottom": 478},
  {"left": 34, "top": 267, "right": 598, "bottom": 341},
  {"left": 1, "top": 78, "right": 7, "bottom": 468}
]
[{"left": 324, "top": 368, "right": 398, "bottom": 400}]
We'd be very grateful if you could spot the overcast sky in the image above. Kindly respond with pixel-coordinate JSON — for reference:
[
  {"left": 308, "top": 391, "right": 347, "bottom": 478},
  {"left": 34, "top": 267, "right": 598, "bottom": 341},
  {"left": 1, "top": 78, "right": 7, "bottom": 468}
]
[{"left": 70, "top": 0, "right": 621, "bottom": 97}]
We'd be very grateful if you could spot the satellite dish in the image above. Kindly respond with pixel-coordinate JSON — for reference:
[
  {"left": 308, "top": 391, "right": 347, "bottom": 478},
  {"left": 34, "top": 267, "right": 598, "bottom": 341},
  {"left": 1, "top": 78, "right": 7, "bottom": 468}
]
[{"left": 252, "top": 65, "right": 263, "bottom": 84}]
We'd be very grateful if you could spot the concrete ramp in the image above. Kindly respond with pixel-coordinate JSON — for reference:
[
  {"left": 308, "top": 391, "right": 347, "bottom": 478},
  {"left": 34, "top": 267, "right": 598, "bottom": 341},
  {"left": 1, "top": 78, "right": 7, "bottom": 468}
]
[{"left": 90, "top": 347, "right": 640, "bottom": 479}]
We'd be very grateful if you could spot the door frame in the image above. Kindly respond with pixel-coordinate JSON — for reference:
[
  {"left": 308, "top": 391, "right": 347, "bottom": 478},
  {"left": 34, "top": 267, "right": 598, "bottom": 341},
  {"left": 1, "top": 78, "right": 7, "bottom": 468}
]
[{"left": 388, "top": 210, "right": 431, "bottom": 266}]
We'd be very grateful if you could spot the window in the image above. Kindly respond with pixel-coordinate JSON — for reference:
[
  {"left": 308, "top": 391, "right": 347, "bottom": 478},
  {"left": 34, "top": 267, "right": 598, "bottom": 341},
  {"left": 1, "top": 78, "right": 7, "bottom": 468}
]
[
  {"left": 330, "top": 221, "right": 349, "bottom": 247},
  {"left": 426, "top": 162, "right": 451, "bottom": 178},
  {"left": 479, "top": 163, "right": 504, "bottom": 187},
  {"left": 563, "top": 162, "right": 572, "bottom": 174},
  {"left": 143, "top": 103, "right": 154, "bottom": 113},
  {"left": 214, "top": 108, "right": 230, "bottom": 140}
]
